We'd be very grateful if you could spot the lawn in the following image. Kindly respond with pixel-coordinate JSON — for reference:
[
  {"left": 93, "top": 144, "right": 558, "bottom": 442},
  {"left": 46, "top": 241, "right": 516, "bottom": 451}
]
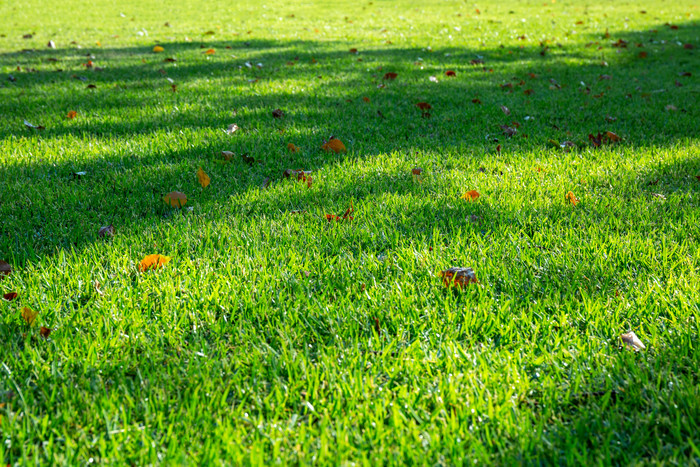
[{"left": 1, "top": 0, "right": 699, "bottom": 463}]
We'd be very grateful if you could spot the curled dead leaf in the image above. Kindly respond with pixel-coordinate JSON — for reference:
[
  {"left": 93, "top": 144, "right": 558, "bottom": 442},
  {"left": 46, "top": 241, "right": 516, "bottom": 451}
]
[
  {"left": 439, "top": 267, "right": 478, "bottom": 287},
  {"left": 67, "top": 110, "right": 77, "bottom": 119},
  {"left": 98, "top": 225, "right": 114, "bottom": 238},
  {"left": 566, "top": 191, "right": 579, "bottom": 206},
  {"left": 0, "top": 260, "right": 11, "bottom": 277},
  {"left": 321, "top": 138, "right": 347, "bottom": 153},
  {"left": 461, "top": 190, "right": 480, "bottom": 201},
  {"left": 163, "top": 191, "right": 187, "bottom": 208},
  {"left": 621, "top": 331, "right": 645, "bottom": 351},
  {"left": 3, "top": 292, "right": 18, "bottom": 301},
  {"left": 197, "top": 167, "right": 211, "bottom": 188},
  {"left": 40, "top": 326, "right": 52, "bottom": 338},
  {"left": 139, "top": 254, "right": 171, "bottom": 272}
]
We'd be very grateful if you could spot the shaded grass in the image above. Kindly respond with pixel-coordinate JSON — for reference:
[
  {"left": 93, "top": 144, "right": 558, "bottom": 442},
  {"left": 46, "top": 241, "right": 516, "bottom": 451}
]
[{"left": 1, "top": 0, "right": 700, "bottom": 464}]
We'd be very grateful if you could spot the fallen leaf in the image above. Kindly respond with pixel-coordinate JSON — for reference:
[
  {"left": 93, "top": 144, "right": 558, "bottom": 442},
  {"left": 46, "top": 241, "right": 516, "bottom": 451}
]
[
  {"left": 588, "top": 133, "right": 603, "bottom": 147},
  {"left": 204, "top": 48, "right": 215, "bottom": 55},
  {"left": 439, "top": 267, "right": 478, "bottom": 287},
  {"left": 40, "top": 326, "right": 52, "bottom": 338},
  {"left": 261, "top": 177, "right": 271, "bottom": 189},
  {"left": 321, "top": 138, "right": 347, "bottom": 153},
  {"left": 3, "top": 292, "right": 17, "bottom": 301},
  {"left": 349, "top": 48, "right": 358, "bottom": 54},
  {"left": 412, "top": 167, "right": 423, "bottom": 182},
  {"left": 472, "top": 98, "right": 482, "bottom": 104},
  {"left": 221, "top": 150, "right": 234, "bottom": 161},
  {"left": 162, "top": 191, "right": 187, "bottom": 208},
  {"left": 383, "top": 72, "right": 398, "bottom": 80},
  {"left": 665, "top": 104, "right": 677, "bottom": 111},
  {"left": 0, "top": 260, "right": 11, "bottom": 277},
  {"left": 362, "top": 96, "right": 370, "bottom": 103},
  {"left": 287, "top": 143, "right": 300, "bottom": 153},
  {"left": 605, "top": 131, "right": 621, "bottom": 142},
  {"left": 500, "top": 125, "right": 517, "bottom": 137},
  {"left": 197, "top": 167, "right": 210, "bottom": 188},
  {"left": 415, "top": 102, "right": 432, "bottom": 110},
  {"left": 326, "top": 202, "right": 354, "bottom": 222},
  {"left": 24, "top": 120, "right": 45, "bottom": 130},
  {"left": 500, "top": 105, "right": 510, "bottom": 115},
  {"left": 153, "top": 45, "right": 164, "bottom": 53},
  {"left": 272, "top": 109, "right": 284, "bottom": 118},
  {"left": 461, "top": 190, "right": 480, "bottom": 201},
  {"left": 66, "top": 110, "right": 77, "bottom": 119},
  {"left": 621, "top": 331, "right": 645, "bottom": 351},
  {"left": 240, "top": 153, "right": 255, "bottom": 165},
  {"left": 21, "top": 306, "right": 38, "bottom": 325},
  {"left": 139, "top": 254, "right": 171, "bottom": 272},
  {"left": 566, "top": 191, "right": 579, "bottom": 206},
  {"left": 47, "top": 40, "right": 56, "bottom": 49},
  {"left": 86, "top": 84, "right": 96, "bottom": 89},
  {"left": 226, "top": 124, "right": 239, "bottom": 134},
  {"left": 98, "top": 225, "right": 114, "bottom": 237},
  {"left": 445, "top": 70, "right": 456, "bottom": 76},
  {"left": 639, "top": 51, "right": 647, "bottom": 58},
  {"left": 373, "top": 317, "right": 381, "bottom": 335}
]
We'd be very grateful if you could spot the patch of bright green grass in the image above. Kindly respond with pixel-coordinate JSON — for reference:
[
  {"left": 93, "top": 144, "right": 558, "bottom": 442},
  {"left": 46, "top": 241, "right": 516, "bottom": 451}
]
[{"left": 1, "top": 0, "right": 699, "bottom": 463}]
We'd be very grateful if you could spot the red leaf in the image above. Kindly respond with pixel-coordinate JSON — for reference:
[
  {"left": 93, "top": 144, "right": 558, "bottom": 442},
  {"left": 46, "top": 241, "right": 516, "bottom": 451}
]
[
  {"left": 383, "top": 72, "right": 398, "bottom": 80},
  {"left": 445, "top": 70, "right": 456, "bottom": 76},
  {"left": 415, "top": 102, "right": 432, "bottom": 110},
  {"left": 3, "top": 292, "right": 17, "bottom": 301}
]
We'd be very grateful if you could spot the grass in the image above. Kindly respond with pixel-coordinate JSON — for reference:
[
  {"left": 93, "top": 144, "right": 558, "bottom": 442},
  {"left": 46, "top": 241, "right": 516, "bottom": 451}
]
[{"left": 1, "top": 0, "right": 699, "bottom": 463}]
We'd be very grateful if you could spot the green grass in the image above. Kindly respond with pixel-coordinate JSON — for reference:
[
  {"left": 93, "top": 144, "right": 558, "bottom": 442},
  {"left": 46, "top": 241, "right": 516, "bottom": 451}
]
[{"left": 1, "top": 0, "right": 699, "bottom": 463}]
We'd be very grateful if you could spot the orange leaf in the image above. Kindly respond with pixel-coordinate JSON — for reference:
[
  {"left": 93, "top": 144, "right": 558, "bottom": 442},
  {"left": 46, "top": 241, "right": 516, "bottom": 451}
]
[
  {"left": 163, "top": 191, "right": 187, "bottom": 208},
  {"left": 416, "top": 102, "right": 432, "bottom": 110},
  {"left": 40, "top": 326, "right": 52, "bottom": 338},
  {"left": 204, "top": 48, "right": 216, "bottom": 55},
  {"left": 439, "top": 267, "right": 478, "bottom": 288},
  {"left": 566, "top": 191, "right": 579, "bottom": 206},
  {"left": 197, "top": 167, "right": 210, "bottom": 188},
  {"left": 21, "top": 306, "right": 38, "bottom": 325},
  {"left": 139, "top": 254, "right": 171, "bottom": 272},
  {"left": 326, "top": 203, "right": 354, "bottom": 222},
  {"left": 67, "top": 110, "right": 77, "bottom": 119},
  {"left": 461, "top": 190, "right": 480, "bottom": 201},
  {"left": 287, "top": 143, "right": 300, "bottom": 153},
  {"left": 383, "top": 72, "right": 398, "bottom": 80},
  {"left": 153, "top": 45, "right": 164, "bottom": 53},
  {"left": 321, "top": 138, "right": 347, "bottom": 153}
]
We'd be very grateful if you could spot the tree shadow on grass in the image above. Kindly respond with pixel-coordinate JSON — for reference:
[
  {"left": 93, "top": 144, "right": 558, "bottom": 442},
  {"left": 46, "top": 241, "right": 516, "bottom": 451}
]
[{"left": 0, "top": 21, "right": 698, "bottom": 264}]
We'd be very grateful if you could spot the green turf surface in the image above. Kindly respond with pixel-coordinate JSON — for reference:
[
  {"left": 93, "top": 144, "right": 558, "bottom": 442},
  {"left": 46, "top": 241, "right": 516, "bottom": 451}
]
[{"left": 1, "top": 0, "right": 699, "bottom": 463}]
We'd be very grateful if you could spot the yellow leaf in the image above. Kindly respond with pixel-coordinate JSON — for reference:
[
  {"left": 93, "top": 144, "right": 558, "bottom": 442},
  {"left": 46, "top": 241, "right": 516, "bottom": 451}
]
[
  {"left": 197, "top": 167, "right": 210, "bottom": 188},
  {"left": 21, "top": 306, "right": 38, "bottom": 325},
  {"left": 566, "top": 191, "right": 579, "bottom": 206},
  {"left": 321, "top": 138, "right": 346, "bottom": 153},
  {"left": 153, "top": 45, "right": 164, "bottom": 53},
  {"left": 163, "top": 191, "right": 187, "bottom": 208},
  {"left": 139, "top": 254, "right": 171, "bottom": 272},
  {"left": 461, "top": 190, "right": 480, "bottom": 201}
]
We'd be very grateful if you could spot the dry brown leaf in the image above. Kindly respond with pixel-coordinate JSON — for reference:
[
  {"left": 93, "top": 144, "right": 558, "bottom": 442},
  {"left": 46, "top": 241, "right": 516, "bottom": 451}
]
[
  {"left": 412, "top": 167, "right": 423, "bottom": 182},
  {"left": 226, "top": 124, "right": 239, "bottom": 134},
  {"left": 621, "top": 331, "right": 645, "bottom": 351},
  {"left": 287, "top": 143, "right": 300, "bottom": 153},
  {"left": 67, "top": 110, "right": 77, "bottom": 119},
  {"left": 221, "top": 150, "right": 234, "bottom": 161},
  {"left": 605, "top": 131, "right": 621, "bottom": 142},
  {"left": 383, "top": 72, "right": 398, "bottom": 80},
  {"left": 163, "top": 191, "right": 187, "bottom": 208},
  {"left": 439, "top": 267, "right": 478, "bottom": 287},
  {"left": 3, "top": 292, "right": 17, "bottom": 301},
  {"left": 197, "top": 167, "right": 210, "bottom": 188},
  {"left": 40, "top": 326, "right": 52, "bottom": 338},
  {"left": 500, "top": 125, "right": 517, "bottom": 137},
  {"left": 98, "top": 225, "right": 114, "bottom": 238},
  {"left": 461, "top": 190, "right": 480, "bottom": 201},
  {"left": 500, "top": 105, "right": 510, "bottom": 115},
  {"left": 362, "top": 96, "right": 370, "bottom": 103},
  {"left": 0, "top": 260, "right": 11, "bottom": 277},
  {"left": 416, "top": 102, "right": 432, "bottom": 110},
  {"left": 321, "top": 138, "right": 347, "bottom": 153},
  {"left": 139, "top": 254, "right": 171, "bottom": 272},
  {"left": 445, "top": 70, "right": 456, "bottom": 76},
  {"left": 272, "top": 109, "right": 284, "bottom": 118},
  {"left": 21, "top": 306, "right": 38, "bottom": 325}
]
